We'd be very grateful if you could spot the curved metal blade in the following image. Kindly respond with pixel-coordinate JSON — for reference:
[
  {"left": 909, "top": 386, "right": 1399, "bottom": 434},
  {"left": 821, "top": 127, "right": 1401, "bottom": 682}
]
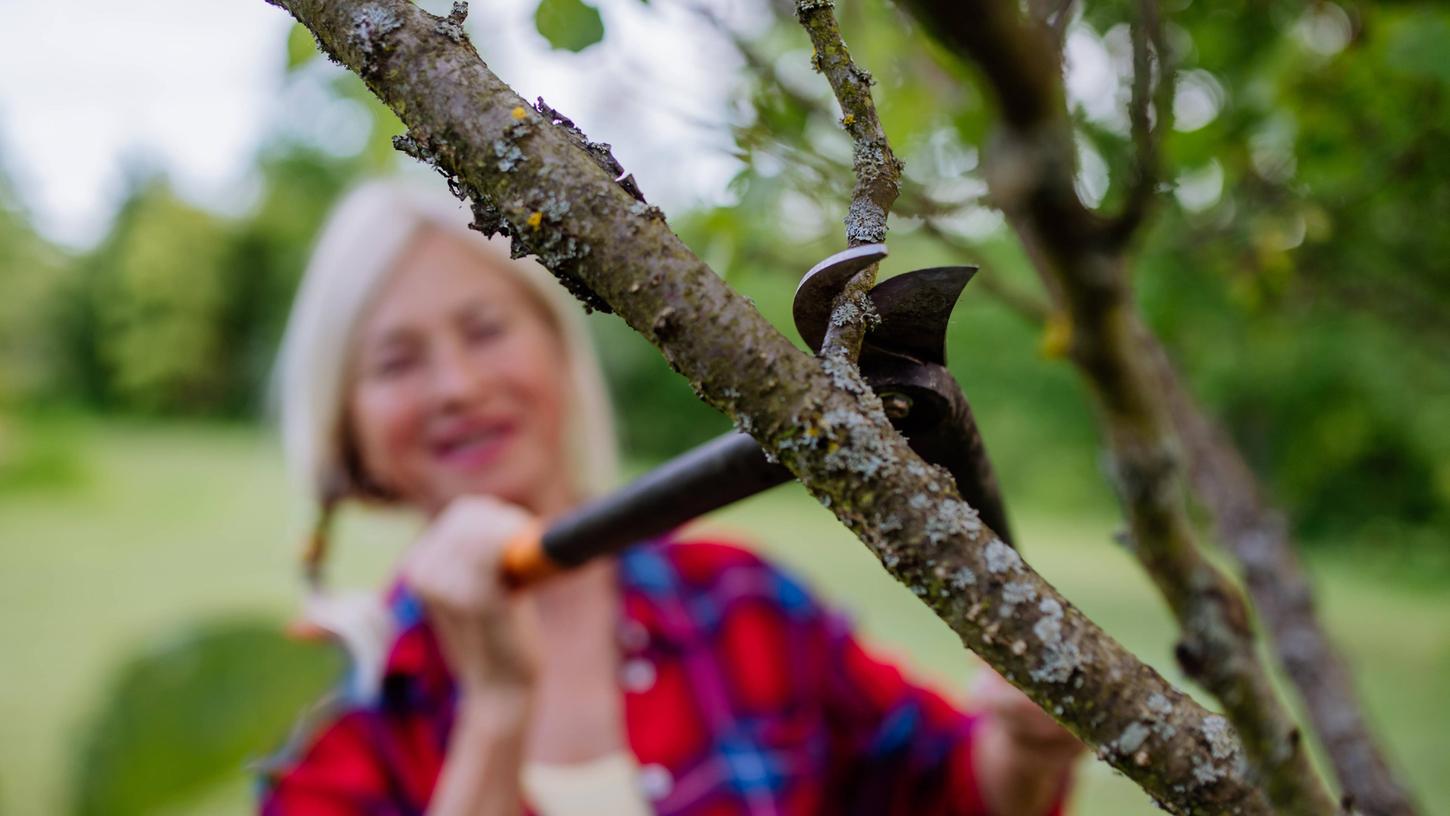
[
  {"left": 866, "top": 266, "right": 977, "bottom": 366},
  {"left": 859, "top": 348, "right": 1014, "bottom": 548},
  {"left": 792, "top": 243, "right": 889, "bottom": 353}
]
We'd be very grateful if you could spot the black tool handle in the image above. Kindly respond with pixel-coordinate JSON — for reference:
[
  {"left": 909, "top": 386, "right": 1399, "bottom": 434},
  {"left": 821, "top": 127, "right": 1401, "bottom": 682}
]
[
  {"left": 500, "top": 392, "right": 1014, "bottom": 587},
  {"left": 501, "top": 432, "right": 789, "bottom": 585}
]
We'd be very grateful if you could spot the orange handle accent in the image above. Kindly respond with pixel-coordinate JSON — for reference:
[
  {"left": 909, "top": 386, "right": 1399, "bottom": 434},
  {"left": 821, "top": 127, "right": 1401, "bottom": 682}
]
[{"left": 498, "top": 521, "right": 558, "bottom": 589}]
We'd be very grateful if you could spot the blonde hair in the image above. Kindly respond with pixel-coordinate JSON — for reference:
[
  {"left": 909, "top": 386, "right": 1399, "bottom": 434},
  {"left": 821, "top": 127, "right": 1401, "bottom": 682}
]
[{"left": 276, "top": 179, "right": 620, "bottom": 559}]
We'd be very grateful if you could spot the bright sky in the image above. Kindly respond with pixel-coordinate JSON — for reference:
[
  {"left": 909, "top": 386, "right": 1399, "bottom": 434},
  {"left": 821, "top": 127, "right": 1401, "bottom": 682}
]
[{"left": 0, "top": 0, "right": 750, "bottom": 248}]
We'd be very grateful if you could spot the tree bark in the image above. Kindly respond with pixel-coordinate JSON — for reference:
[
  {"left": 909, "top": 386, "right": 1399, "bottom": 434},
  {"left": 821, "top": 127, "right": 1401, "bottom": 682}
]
[
  {"left": 268, "top": 0, "right": 1275, "bottom": 811},
  {"left": 1140, "top": 330, "right": 1421, "bottom": 816}
]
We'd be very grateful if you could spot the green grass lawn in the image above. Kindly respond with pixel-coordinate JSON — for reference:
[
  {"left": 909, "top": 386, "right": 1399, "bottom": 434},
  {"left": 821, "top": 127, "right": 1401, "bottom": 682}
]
[{"left": 1, "top": 421, "right": 1446, "bottom": 814}]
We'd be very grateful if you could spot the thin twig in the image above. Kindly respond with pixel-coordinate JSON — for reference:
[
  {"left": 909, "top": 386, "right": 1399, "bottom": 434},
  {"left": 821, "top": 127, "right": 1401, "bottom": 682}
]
[
  {"left": 1111, "top": 0, "right": 1174, "bottom": 245},
  {"left": 715, "top": 5, "right": 1037, "bottom": 339},
  {"left": 794, "top": 0, "right": 902, "bottom": 361}
]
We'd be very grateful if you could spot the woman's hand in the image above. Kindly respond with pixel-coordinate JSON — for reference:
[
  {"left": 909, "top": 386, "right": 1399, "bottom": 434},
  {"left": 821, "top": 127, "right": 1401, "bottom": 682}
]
[
  {"left": 971, "top": 668, "right": 1084, "bottom": 816},
  {"left": 406, "top": 496, "right": 542, "bottom": 816},
  {"left": 402, "top": 495, "right": 542, "bottom": 703}
]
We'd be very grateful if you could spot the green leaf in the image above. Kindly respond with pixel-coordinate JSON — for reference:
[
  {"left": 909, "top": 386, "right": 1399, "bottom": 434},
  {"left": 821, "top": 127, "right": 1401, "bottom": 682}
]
[
  {"left": 286, "top": 22, "right": 319, "bottom": 71},
  {"left": 69, "top": 618, "right": 343, "bottom": 815},
  {"left": 534, "top": 0, "right": 605, "bottom": 53}
]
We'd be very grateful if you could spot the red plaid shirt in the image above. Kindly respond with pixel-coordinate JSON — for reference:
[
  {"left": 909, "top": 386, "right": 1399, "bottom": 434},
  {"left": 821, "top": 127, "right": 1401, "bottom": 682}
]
[{"left": 260, "top": 539, "right": 1056, "bottom": 815}]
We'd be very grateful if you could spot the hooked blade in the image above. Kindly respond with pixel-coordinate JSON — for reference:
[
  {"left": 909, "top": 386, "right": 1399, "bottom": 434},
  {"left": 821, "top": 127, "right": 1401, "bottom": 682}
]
[
  {"left": 866, "top": 266, "right": 977, "bottom": 366},
  {"left": 792, "top": 243, "right": 889, "bottom": 353}
]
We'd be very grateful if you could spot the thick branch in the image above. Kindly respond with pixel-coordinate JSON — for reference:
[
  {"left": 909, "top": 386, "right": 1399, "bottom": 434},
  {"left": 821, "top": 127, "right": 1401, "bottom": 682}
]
[
  {"left": 938, "top": 225, "right": 1420, "bottom": 816},
  {"left": 949, "top": 234, "right": 1418, "bottom": 816},
  {"left": 1140, "top": 331, "right": 1422, "bottom": 816},
  {"left": 899, "top": 1, "right": 1339, "bottom": 812},
  {"left": 269, "top": 0, "right": 1272, "bottom": 811},
  {"left": 795, "top": 0, "right": 903, "bottom": 360}
]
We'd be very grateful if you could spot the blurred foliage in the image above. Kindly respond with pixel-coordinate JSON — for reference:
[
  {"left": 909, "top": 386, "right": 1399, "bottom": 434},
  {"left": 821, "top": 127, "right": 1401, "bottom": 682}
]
[
  {"left": 93, "top": 185, "right": 234, "bottom": 412},
  {"left": 68, "top": 618, "right": 342, "bottom": 816},
  {"left": 592, "top": 314, "right": 733, "bottom": 460},
  {"left": 45, "top": 154, "right": 352, "bottom": 417},
  {"left": 7, "top": 57, "right": 392, "bottom": 417},
  {"left": 0, "top": 0, "right": 1444, "bottom": 561},
  {"left": 0, "top": 411, "right": 86, "bottom": 493},
  {"left": 0, "top": 177, "right": 73, "bottom": 403},
  {"left": 1122, "top": 1, "right": 1450, "bottom": 552},
  {"left": 0, "top": 180, "right": 89, "bottom": 489}
]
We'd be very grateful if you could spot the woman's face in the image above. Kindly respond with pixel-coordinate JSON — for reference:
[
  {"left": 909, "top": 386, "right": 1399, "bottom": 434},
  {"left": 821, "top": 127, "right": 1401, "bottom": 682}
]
[{"left": 347, "top": 227, "right": 574, "bottom": 517}]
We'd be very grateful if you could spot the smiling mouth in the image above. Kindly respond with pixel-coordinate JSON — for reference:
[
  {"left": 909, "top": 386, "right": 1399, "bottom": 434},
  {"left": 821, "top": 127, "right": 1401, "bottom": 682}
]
[{"left": 431, "top": 420, "right": 517, "bottom": 471}]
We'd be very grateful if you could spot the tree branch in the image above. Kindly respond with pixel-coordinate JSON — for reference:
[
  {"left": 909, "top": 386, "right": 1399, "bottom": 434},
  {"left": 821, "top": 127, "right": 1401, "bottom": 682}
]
[
  {"left": 795, "top": 0, "right": 902, "bottom": 360},
  {"left": 1111, "top": 0, "right": 1174, "bottom": 245},
  {"left": 945, "top": 229, "right": 1421, "bottom": 815},
  {"left": 1139, "top": 330, "right": 1422, "bottom": 816},
  {"left": 1026, "top": 0, "right": 1075, "bottom": 53},
  {"left": 897, "top": 1, "right": 1340, "bottom": 812},
  {"left": 940, "top": 201, "right": 1420, "bottom": 815},
  {"left": 267, "top": 0, "right": 1274, "bottom": 811}
]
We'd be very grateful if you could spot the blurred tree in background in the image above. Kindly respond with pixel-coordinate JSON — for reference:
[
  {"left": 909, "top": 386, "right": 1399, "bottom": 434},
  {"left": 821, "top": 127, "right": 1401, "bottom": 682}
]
[
  {"left": 0, "top": 0, "right": 1445, "bottom": 563},
  {"left": 50, "top": 148, "right": 365, "bottom": 417},
  {"left": 0, "top": 174, "right": 71, "bottom": 404},
  {"left": 682, "top": 0, "right": 1450, "bottom": 569}
]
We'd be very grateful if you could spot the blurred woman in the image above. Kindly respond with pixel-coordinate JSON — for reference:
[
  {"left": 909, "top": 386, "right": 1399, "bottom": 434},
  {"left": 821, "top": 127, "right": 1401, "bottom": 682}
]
[{"left": 261, "top": 180, "right": 1082, "bottom": 816}]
